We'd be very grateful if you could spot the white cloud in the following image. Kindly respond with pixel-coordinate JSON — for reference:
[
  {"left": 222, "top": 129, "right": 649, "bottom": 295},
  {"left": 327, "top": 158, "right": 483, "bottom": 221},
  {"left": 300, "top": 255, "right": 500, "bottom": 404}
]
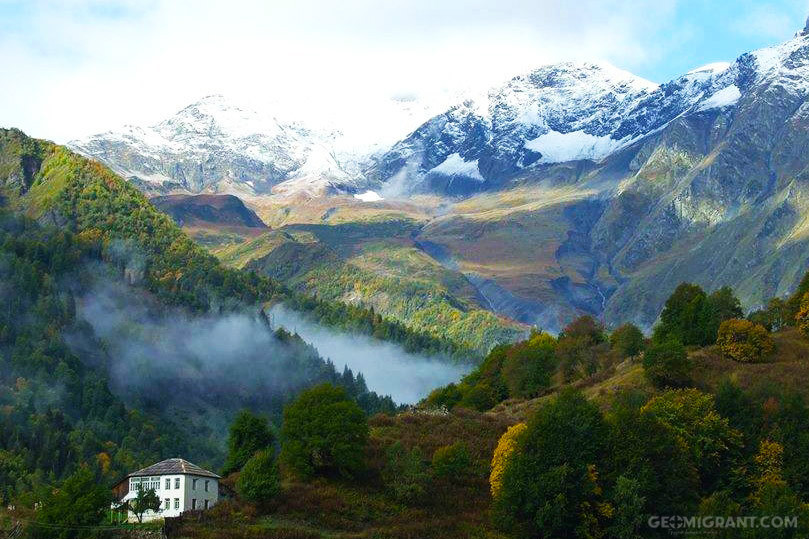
[
  {"left": 733, "top": 3, "right": 799, "bottom": 39},
  {"left": 1, "top": 0, "right": 682, "bottom": 142}
]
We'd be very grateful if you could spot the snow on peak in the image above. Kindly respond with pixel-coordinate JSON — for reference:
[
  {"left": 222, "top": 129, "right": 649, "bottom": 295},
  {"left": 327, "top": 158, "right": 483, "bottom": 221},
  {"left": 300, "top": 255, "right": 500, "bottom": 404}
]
[
  {"left": 430, "top": 153, "right": 485, "bottom": 181},
  {"left": 750, "top": 31, "right": 809, "bottom": 89},
  {"left": 699, "top": 85, "right": 741, "bottom": 111},
  {"left": 525, "top": 130, "right": 626, "bottom": 163},
  {"left": 521, "top": 60, "right": 658, "bottom": 93},
  {"left": 687, "top": 62, "right": 731, "bottom": 75}
]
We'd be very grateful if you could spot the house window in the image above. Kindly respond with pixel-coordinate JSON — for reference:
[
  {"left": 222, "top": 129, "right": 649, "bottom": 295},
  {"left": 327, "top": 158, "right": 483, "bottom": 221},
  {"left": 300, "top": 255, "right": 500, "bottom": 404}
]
[
  {"left": 204, "top": 500, "right": 209, "bottom": 510},
  {"left": 192, "top": 478, "right": 198, "bottom": 490},
  {"left": 174, "top": 478, "right": 180, "bottom": 489},
  {"left": 191, "top": 499, "right": 196, "bottom": 510},
  {"left": 204, "top": 480, "right": 209, "bottom": 492},
  {"left": 164, "top": 498, "right": 170, "bottom": 510},
  {"left": 174, "top": 498, "right": 179, "bottom": 509},
  {"left": 130, "top": 478, "right": 141, "bottom": 491},
  {"left": 165, "top": 478, "right": 171, "bottom": 490}
]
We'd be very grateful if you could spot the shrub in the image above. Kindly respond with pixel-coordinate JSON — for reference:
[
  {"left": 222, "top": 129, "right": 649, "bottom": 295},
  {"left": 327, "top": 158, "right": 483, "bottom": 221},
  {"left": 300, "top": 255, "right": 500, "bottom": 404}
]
[
  {"left": 382, "top": 442, "right": 430, "bottom": 502},
  {"left": 34, "top": 468, "right": 111, "bottom": 539},
  {"left": 281, "top": 384, "right": 368, "bottom": 479},
  {"left": 796, "top": 292, "right": 809, "bottom": 337},
  {"left": 423, "top": 383, "right": 464, "bottom": 409},
  {"left": 223, "top": 409, "right": 276, "bottom": 475},
  {"left": 432, "top": 442, "right": 472, "bottom": 480},
  {"left": 654, "top": 283, "right": 742, "bottom": 346},
  {"left": 641, "top": 389, "right": 741, "bottom": 489},
  {"left": 501, "top": 332, "right": 556, "bottom": 398},
  {"left": 716, "top": 318, "right": 774, "bottom": 363},
  {"left": 493, "top": 390, "right": 611, "bottom": 538},
  {"left": 236, "top": 450, "right": 280, "bottom": 503},
  {"left": 642, "top": 338, "right": 691, "bottom": 388},
  {"left": 457, "top": 383, "right": 498, "bottom": 411},
  {"left": 489, "top": 423, "right": 526, "bottom": 498},
  {"left": 610, "top": 323, "right": 645, "bottom": 358}
]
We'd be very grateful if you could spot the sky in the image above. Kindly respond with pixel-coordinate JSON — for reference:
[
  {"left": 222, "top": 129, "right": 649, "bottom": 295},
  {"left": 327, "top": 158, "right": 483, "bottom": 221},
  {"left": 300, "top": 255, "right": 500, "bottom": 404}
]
[{"left": 1, "top": 0, "right": 808, "bottom": 143}]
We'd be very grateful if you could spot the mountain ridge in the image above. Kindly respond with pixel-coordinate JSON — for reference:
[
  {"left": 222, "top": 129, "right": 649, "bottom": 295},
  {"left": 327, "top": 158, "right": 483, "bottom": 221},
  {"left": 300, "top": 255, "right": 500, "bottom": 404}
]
[{"left": 66, "top": 25, "right": 809, "bottom": 334}]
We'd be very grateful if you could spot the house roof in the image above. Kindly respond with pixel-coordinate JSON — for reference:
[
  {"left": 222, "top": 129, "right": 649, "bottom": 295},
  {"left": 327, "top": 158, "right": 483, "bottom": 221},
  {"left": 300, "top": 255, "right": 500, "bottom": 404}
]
[{"left": 127, "top": 458, "right": 220, "bottom": 479}]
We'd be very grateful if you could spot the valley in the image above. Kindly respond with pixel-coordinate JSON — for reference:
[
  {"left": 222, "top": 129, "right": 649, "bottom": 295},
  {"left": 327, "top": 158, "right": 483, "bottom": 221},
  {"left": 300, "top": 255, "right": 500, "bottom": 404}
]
[
  {"left": 5, "top": 7, "right": 809, "bottom": 538},
  {"left": 67, "top": 22, "right": 809, "bottom": 343}
]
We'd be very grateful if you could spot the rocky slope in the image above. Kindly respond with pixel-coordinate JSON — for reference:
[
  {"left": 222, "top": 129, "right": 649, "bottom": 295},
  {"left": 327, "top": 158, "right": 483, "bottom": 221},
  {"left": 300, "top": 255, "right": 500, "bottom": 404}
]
[
  {"left": 66, "top": 21, "right": 809, "bottom": 334},
  {"left": 412, "top": 23, "right": 809, "bottom": 330}
]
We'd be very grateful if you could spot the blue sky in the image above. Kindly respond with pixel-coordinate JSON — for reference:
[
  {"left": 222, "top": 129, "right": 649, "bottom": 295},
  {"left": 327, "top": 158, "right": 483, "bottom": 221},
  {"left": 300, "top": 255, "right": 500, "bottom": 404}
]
[
  {"left": 1, "top": 0, "right": 808, "bottom": 142},
  {"left": 638, "top": 0, "right": 808, "bottom": 81}
]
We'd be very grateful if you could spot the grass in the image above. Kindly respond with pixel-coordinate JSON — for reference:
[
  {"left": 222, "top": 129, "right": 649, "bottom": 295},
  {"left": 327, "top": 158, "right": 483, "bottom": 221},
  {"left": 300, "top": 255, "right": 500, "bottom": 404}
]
[
  {"left": 172, "top": 409, "right": 511, "bottom": 539},
  {"left": 211, "top": 219, "right": 525, "bottom": 354},
  {"left": 170, "top": 326, "right": 809, "bottom": 538}
]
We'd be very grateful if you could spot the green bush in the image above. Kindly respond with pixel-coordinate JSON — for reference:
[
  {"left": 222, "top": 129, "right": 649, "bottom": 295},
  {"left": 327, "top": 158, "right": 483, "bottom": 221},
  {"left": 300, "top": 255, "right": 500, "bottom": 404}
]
[
  {"left": 34, "top": 468, "right": 111, "bottom": 539},
  {"left": 223, "top": 409, "right": 276, "bottom": 475},
  {"left": 556, "top": 316, "right": 607, "bottom": 382},
  {"left": 281, "top": 384, "right": 368, "bottom": 479},
  {"left": 654, "top": 283, "right": 742, "bottom": 346},
  {"left": 610, "top": 323, "right": 645, "bottom": 358},
  {"left": 383, "top": 442, "right": 430, "bottom": 502},
  {"left": 432, "top": 442, "right": 472, "bottom": 480},
  {"left": 642, "top": 338, "right": 691, "bottom": 388},
  {"left": 236, "top": 449, "right": 281, "bottom": 503},
  {"left": 493, "top": 389, "right": 610, "bottom": 538},
  {"left": 501, "top": 332, "right": 556, "bottom": 398},
  {"left": 641, "top": 389, "right": 741, "bottom": 489}
]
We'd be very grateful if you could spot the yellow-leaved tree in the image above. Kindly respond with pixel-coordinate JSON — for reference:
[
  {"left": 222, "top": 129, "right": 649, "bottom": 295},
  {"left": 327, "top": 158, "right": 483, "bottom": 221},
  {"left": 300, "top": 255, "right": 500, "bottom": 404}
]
[
  {"left": 489, "top": 422, "right": 527, "bottom": 498},
  {"left": 797, "top": 292, "right": 809, "bottom": 337},
  {"left": 716, "top": 318, "right": 774, "bottom": 363}
]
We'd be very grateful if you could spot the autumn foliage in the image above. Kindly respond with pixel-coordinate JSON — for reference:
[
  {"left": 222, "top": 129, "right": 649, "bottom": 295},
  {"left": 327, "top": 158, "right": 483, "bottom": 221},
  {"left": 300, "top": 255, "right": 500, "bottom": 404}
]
[
  {"left": 716, "top": 318, "right": 774, "bottom": 363},
  {"left": 489, "top": 422, "right": 526, "bottom": 498}
]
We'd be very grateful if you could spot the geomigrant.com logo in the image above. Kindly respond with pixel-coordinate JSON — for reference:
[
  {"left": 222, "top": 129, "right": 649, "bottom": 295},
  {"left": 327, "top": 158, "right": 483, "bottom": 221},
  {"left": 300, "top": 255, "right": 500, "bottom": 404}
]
[{"left": 649, "top": 515, "right": 799, "bottom": 532}]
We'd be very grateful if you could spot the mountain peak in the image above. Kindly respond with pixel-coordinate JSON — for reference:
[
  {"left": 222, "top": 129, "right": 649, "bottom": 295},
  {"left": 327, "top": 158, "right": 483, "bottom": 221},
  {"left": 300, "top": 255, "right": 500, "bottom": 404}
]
[
  {"left": 799, "top": 15, "right": 809, "bottom": 36},
  {"left": 522, "top": 60, "right": 658, "bottom": 93}
]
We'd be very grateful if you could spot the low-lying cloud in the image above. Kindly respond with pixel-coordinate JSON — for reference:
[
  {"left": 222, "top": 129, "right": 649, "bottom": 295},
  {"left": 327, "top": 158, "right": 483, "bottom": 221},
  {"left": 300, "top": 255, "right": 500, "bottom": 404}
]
[{"left": 269, "top": 304, "right": 470, "bottom": 404}]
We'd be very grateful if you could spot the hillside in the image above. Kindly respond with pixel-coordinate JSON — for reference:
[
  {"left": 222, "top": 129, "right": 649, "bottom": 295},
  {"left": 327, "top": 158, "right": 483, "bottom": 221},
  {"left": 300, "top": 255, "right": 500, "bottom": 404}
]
[
  {"left": 151, "top": 193, "right": 268, "bottom": 247},
  {"left": 68, "top": 24, "right": 809, "bottom": 337},
  {"left": 166, "top": 293, "right": 809, "bottom": 539},
  {"left": 214, "top": 219, "right": 525, "bottom": 355}
]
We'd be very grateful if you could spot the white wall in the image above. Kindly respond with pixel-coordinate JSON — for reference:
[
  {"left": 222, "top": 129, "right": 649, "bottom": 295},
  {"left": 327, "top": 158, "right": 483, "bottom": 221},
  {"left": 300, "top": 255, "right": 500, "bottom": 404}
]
[
  {"left": 184, "top": 475, "right": 219, "bottom": 512},
  {"left": 123, "top": 474, "right": 218, "bottom": 522}
]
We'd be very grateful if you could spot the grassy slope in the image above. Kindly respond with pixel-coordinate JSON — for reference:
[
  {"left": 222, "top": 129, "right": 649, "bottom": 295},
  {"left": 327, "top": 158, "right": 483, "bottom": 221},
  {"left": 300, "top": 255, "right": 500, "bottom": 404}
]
[
  {"left": 0, "top": 128, "right": 467, "bottom": 361},
  {"left": 213, "top": 218, "right": 526, "bottom": 354},
  {"left": 169, "top": 408, "right": 512, "bottom": 539},
  {"left": 171, "top": 325, "right": 809, "bottom": 539}
]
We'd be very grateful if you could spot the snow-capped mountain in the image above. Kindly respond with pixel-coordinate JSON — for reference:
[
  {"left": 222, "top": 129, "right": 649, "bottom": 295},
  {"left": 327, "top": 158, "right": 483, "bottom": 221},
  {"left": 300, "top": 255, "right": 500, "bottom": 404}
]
[
  {"left": 69, "top": 95, "right": 369, "bottom": 197},
  {"left": 69, "top": 91, "right": 466, "bottom": 198},
  {"left": 71, "top": 20, "right": 809, "bottom": 202},
  {"left": 369, "top": 59, "right": 747, "bottom": 195}
]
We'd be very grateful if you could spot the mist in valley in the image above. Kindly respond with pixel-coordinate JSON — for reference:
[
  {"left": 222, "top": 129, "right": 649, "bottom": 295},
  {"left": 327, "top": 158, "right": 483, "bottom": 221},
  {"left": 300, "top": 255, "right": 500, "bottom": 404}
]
[{"left": 269, "top": 304, "right": 470, "bottom": 403}]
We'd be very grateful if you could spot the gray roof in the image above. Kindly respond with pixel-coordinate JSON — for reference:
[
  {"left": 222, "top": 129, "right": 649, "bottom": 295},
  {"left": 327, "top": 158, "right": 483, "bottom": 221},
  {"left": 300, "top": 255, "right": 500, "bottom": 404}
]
[{"left": 127, "top": 458, "right": 220, "bottom": 479}]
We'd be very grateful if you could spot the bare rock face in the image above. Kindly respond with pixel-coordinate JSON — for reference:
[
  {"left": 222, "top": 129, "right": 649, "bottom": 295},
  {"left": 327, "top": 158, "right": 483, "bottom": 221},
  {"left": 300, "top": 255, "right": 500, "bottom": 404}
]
[{"left": 64, "top": 23, "right": 809, "bottom": 332}]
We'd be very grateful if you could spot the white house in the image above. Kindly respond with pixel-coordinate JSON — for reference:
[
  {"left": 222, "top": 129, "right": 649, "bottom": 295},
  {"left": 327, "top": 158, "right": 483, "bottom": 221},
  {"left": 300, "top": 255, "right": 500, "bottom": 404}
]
[{"left": 113, "top": 458, "right": 220, "bottom": 522}]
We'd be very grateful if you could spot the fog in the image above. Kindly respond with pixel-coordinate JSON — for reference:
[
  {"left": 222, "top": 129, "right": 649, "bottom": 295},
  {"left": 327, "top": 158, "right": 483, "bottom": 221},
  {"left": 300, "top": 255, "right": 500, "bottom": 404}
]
[{"left": 269, "top": 304, "right": 470, "bottom": 403}]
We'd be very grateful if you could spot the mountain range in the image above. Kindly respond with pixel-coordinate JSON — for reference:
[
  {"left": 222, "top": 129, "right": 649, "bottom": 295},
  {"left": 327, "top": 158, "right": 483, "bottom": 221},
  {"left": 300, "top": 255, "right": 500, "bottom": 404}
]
[{"left": 69, "top": 20, "right": 809, "bottom": 337}]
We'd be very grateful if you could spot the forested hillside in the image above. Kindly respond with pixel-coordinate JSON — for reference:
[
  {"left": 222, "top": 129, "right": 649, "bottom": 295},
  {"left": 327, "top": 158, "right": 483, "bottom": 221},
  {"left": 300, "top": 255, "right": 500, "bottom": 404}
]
[
  {"left": 0, "top": 128, "right": 470, "bottom": 360},
  {"left": 154, "top": 276, "right": 809, "bottom": 539}
]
